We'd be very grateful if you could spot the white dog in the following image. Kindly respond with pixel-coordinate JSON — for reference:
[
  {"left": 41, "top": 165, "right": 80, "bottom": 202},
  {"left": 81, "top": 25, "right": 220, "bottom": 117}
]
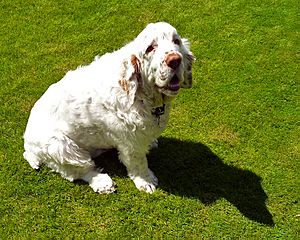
[{"left": 23, "top": 22, "right": 194, "bottom": 193}]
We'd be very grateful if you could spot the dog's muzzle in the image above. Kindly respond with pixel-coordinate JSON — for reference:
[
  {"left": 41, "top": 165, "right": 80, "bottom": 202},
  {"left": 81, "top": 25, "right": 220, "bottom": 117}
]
[
  {"left": 155, "top": 52, "right": 183, "bottom": 96},
  {"left": 165, "top": 52, "right": 182, "bottom": 70}
]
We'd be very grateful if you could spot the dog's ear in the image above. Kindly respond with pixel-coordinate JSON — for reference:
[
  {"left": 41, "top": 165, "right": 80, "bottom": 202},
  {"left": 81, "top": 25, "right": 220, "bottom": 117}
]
[
  {"left": 181, "top": 38, "right": 195, "bottom": 89},
  {"left": 118, "top": 55, "right": 141, "bottom": 108}
]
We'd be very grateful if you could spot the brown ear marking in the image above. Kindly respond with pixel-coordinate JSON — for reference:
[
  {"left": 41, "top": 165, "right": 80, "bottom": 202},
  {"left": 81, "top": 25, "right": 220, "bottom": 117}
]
[
  {"left": 119, "top": 79, "right": 129, "bottom": 94},
  {"left": 119, "top": 59, "right": 130, "bottom": 94},
  {"left": 119, "top": 55, "right": 141, "bottom": 94},
  {"left": 131, "top": 55, "right": 141, "bottom": 74}
]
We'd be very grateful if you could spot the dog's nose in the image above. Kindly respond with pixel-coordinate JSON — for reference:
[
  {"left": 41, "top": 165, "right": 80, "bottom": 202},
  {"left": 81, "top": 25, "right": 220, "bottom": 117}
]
[{"left": 165, "top": 52, "right": 182, "bottom": 70}]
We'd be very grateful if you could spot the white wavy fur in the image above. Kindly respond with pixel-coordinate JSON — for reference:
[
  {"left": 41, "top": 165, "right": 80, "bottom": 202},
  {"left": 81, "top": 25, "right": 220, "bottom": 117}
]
[{"left": 23, "top": 22, "right": 194, "bottom": 193}]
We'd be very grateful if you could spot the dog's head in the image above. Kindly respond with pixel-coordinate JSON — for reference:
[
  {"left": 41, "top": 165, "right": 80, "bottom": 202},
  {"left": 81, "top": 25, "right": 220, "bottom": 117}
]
[
  {"left": 119, "top": 22, "right": 194, "bottom": 101},
  {"left": 135, "top": 22, "right": 195, "bottom": 97}
]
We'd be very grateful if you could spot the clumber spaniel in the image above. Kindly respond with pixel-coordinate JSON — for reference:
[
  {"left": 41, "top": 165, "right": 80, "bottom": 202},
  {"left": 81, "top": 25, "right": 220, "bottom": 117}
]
[{"left": 23, "top": 22, "right": 194, "bottom": 193}]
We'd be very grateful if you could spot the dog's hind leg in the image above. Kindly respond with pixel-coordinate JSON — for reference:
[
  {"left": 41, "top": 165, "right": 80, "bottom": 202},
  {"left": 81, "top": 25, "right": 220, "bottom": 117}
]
[
  {"left": 44, "top": 134, "right": 116, "bottom": 193},
  {"left": 81, "top": 171, "right": 116, "bottom": 194}
]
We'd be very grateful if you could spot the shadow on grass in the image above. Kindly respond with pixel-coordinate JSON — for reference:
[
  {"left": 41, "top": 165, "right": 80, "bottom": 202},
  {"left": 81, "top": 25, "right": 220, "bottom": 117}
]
[{"left": 94, "top": 137, "right": 274, "bottom": 226}]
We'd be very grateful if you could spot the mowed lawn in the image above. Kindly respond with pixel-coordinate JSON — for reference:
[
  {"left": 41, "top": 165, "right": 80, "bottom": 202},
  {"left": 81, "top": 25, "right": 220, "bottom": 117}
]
[{"left": 0, "top": 0, "right": 299, "bottom": 239}]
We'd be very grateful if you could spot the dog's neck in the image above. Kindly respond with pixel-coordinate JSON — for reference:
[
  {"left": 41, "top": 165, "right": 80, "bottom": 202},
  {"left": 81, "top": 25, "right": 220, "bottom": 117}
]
[{"left": 136, "top": 86, "right": 172, "bottom": 107}]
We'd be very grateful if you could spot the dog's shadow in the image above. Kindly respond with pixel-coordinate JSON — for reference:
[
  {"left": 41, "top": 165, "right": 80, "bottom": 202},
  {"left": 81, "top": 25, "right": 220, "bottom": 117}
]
[{"left": 94, "top": 137, "right": 274, "bottom": 226}]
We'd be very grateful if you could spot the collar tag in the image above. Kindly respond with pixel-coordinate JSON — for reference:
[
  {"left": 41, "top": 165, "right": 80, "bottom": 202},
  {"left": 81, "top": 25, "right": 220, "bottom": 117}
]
[
  {"left": 152, "top": 104, "right": 165, "bottom": 126},
  {"left": 152, "top": 104, "right": 165, "bottom": 117}
]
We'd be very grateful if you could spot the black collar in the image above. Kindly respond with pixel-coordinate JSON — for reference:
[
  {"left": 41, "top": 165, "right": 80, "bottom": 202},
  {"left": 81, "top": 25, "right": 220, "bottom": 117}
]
[{"left": 151, "top": 104, "right": 165, "bottom": 118}]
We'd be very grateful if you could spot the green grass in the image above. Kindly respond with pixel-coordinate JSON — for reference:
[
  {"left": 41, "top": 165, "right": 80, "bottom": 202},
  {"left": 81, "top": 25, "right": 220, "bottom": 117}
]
[{"left": 0, "top": 0, "right": 299, "bottom": 238}]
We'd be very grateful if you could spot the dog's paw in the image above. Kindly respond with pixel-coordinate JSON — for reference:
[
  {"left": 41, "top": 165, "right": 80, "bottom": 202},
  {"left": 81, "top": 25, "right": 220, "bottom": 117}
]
[
  {"left": 133, "top": 177, "right": 156, "bottom": 193},
  {"left": 132, "top": 169, "right": 158, "bottom": 193},
  {"left": 89, "top": 173, "right": 116, "bottom": 194}
]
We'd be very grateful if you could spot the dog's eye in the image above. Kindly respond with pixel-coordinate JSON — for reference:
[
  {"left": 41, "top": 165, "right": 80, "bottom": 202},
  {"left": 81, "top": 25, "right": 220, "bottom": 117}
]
[
  {"left": 173, "top": 39, "right": 181, "bottom": 46},
  {"left": 146, "top": 45, "right": 154, "bottom": 53},
  {"left": 145, "top": 43, "right": 157, "bottom": 54}
]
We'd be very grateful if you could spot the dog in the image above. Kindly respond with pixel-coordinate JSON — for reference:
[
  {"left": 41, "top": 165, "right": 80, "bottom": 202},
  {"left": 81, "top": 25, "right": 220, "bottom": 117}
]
[{"left": 23, "top": 22, "right": 194, "bottom": 193}]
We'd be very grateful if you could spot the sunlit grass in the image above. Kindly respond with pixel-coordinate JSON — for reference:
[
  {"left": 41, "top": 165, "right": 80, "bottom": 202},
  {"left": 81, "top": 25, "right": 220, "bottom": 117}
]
[{"left": 0, "top": 0, "right": 298, "bottom": 238}]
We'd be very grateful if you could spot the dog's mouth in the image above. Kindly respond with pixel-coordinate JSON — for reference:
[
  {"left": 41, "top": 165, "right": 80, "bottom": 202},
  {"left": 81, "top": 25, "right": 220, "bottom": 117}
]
[
  {"left": 167, "top": 74, "right": 180, "bottom": 92},
  {"left": 156, "top": 74, "right": 180, "bottom": 96}
]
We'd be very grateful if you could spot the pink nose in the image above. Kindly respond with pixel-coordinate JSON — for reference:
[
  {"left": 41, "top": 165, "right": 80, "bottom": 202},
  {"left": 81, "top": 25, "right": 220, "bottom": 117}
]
[{"left": 165, "top": 52, "right": 182, "bottom": 70}]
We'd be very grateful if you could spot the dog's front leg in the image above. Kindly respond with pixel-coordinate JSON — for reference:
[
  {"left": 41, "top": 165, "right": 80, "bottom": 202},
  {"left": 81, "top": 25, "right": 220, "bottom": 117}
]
[{"left": 118, "top": 150, "right": 158, "bottom": 193}]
